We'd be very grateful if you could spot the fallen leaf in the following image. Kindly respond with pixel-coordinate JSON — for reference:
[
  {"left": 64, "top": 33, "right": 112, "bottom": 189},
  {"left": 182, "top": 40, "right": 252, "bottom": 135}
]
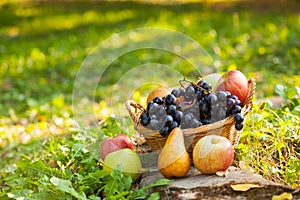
[
  {"left": 231, "top": 184, "right": 261, "bottom": 192},
  {"left": 216, "top": 169, "right": 229, "bottom": 177},
  {"left": 271, "top": 192, "right": 293, "bottom": 200}
]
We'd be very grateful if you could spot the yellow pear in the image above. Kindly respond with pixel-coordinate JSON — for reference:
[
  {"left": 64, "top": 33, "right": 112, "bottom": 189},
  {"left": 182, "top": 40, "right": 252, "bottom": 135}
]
[
  {"left": 146, "top": 87, "right": 171, "bottom": 105},
  {"left": 158, "top": 128, "right": 190, "bottom": 178}
]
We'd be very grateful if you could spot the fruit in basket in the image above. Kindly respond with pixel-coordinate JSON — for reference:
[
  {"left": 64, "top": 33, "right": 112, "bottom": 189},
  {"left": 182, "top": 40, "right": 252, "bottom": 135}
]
[
  {"left": 203, "top": 73, "right": 222, "bottom": 91},
  {"left": 216, "top": 70, "right": 249, "bottom": 104},
  {"left": 193, "top": 135, "right": 234, "bottom": 174},
  {"left": 140, "top": 77, "right": 246, "bottom": 136},
  {"left": 103, "top": 148, "right": 142, "bottom": 182},
  {"left": 100, "top": 134, "right": 135, "bottom": 160},
  {"left": 158, "top": 128, "right": 190, "bottom": 178},
  {"left": 146, "top": 87, "right": 171, "bottom": 104}
]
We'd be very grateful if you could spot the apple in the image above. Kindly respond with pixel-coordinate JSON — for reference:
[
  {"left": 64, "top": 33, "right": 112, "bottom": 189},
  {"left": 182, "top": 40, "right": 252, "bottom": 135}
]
[
  {"left": 193, "top": 135, "right": 234, "bottom": 174},
  {"left": 100, "top": 134, "right": 134, "bottom": 160},
  {"left": 103, "top": 148, "right": 142, "bottom": 182},
  {"left": 203, "top": 73, "right": 222, "bottom": 92},
  {"left": 216, "top": 70, "right": 249, "bottom": 103}
]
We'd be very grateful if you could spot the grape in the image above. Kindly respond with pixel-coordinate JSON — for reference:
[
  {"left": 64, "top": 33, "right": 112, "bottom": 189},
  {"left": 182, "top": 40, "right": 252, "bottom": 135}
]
[
  {"left": 141, "top": 118, "right": 150, "bottom": 126},
  {"left": 181, "top": 114, "right": 192, "bottom": 124},
  {"left": 150, "top": 114, "right": 157, "bottom": 120},
  {"left": 148, "top": 119, "right": 160, "bottom": 130},
  {"left": 179, "top": 88, "right": 185, "bottom": 97},
  {"left": 167, "top": 104, "right": 177, "bottom": 115},
  {"left": 225, "top": 91, "right": 231, "bottom": 97},
  {"left": 186, "top": 85, "right": 195, "bottom": 96},
  {"left": 230, "top": 95, "right": 238, "bottom": 100},
  {"left": 149, "top": 103, "right": 159, "bottom": 115},
  {"left": 157, "top": 105, "right": 166, "bottom": 117},
  {"left": 201, "top": 119, "right": 211, "bottom": 125},
  {"left": 153, "top": 97, "right": 164, "bottom": 105},
  {"left": 218, "top": 108, "right": 227, "bottom": 119},
  {"left": 140, "top": 113, "right": 150, "bottom": 126},
  {"left": 235, "top": 99, "right": 241, "bottom": 106},
  {"left": 235, "top": 123, "right": 244, "bottom": 130},
  {"left": 199, "top": 102, "right": 209, "bottom": 113},
  {"left": 204, "top": 93, "right": 212, "bottom": 102},
  {"left": 232, "top": 105, "right": 242, "bottom": 114},
  {"left": 169, "top": 121, "right": 178, "bottom": 130},
  {"left": 197, "top": 79, "right": 205, "bottom": 87},
  {"left": 164, "top": 115, "right": 173, "bottom": 126},
  {"left": 196, "top": 90, "right": 204, "bottom": 101},
  {"left": 159, "top": 126, "right": 170, "bottom": 137},
  {"left": 202, "top": 82, "right": 212, "bottom": 90},
  {"left": 234, "top": 113, "right": 244, "bottom": 124},
  {"left": 184, "top": 105, "right": 199, "bottom": 117},
  {"left": 171, "top": 89, "right": 180, "bottom": 97},
  {"left": 147, "top": 101, "right": 154, "bottom": 112},
  {"left": 191, "top": 119, "right": 200, "bottom": 128},
  {"left": 165, "top": 94, "right": 177, "bottom": 105},
  {"left": 226, "top": 98, "right": 236, "bottom": 110},
  {"left": 140, "top": 113, "right": 148, "bottom": 120},
  {"left": 210, "top": 94, "right": 218, "bottom": 104},
  {"left": 212, "top": 108, "right": 226, "bottom": 121},
  {"left": 217, "top": 91, "right": 227, "bottom": 101},
  {"left": 173, "top": 110, "right": 183, "bottom": 123},
  {"left": 184, "top": 93, "right": 195, "bottom": 101}
]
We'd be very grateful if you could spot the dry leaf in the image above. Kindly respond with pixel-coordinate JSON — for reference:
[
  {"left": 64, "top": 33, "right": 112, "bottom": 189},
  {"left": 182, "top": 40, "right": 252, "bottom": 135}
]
[
  {"left": 272, "top": 192, "right": 293, "bottom": 200},
  {"left": 216, "top": 169, "right": 229, "bottom": 177},
  {"left": 231, "top": 184, "right": 261, "bottom": 192}
]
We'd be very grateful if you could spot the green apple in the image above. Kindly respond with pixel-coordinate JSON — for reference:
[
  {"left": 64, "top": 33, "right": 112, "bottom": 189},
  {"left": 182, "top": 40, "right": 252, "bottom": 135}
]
[
  {"left": 103, "top": 148, "right": 142, "bottom": 182},
  {"left": 203, "top": 73, "right": 222, "bottom": 91}
]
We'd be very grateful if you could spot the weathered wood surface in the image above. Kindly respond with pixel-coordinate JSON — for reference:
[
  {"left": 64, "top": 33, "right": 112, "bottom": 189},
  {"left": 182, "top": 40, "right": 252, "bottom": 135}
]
[{"left": 140, "top": 166, "right": 299, "bottom": 200}]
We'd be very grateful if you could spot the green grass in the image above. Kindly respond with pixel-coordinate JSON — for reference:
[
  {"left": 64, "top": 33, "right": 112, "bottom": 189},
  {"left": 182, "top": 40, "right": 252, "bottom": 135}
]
[{"left": 0, "top": 0, "right": 299, "bottom": 198}]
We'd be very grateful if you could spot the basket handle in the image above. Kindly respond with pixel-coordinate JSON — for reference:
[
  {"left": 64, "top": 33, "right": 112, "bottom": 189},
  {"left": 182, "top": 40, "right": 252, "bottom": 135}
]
[
  {"left": 245, "top": 78, "right": 256, "bottom": 106},
  {"left": 125, "top": 100, "right": 146, "bottom": 121}
]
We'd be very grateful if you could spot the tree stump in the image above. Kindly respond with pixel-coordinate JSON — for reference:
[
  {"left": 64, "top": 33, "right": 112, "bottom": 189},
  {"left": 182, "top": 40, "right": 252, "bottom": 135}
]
[{"left": 139, "top": 166, "right": 299, "bottom": 200}]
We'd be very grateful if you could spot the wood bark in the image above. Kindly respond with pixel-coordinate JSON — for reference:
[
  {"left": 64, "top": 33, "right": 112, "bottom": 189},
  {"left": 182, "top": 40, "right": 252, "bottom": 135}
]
[{"left": 139, "top": 166, "right": 299, "bottom": 200}]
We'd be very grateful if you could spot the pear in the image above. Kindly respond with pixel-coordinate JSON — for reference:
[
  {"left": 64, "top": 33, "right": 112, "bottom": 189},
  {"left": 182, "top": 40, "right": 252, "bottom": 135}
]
[
  {"left": 146, "top": 87, "right": 171, "bottom": 104},
  {"left": 158, "top": 127, "right": 190, "bottom": 178}
]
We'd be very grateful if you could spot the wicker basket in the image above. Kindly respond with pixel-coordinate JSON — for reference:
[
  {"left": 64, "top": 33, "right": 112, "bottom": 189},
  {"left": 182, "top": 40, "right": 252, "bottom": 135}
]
[{"left": 126, "top": 78, "right": 256, "bottom": 161}]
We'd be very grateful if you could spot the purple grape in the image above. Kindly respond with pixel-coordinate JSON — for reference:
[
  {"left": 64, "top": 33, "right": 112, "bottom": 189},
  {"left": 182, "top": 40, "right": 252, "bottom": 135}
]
[
  {"left": 159, "top": 126, "right": 170, "bottom": 137},
  {"left": 173, "top": 110, "right": 183, "bottom": 123},
  {"left": 153, "top": 96, "right": 164, "bottom": 105},
  {"left": 164, "top": 115, "right": 173, "bottom": 126},
  {"left": 171, "top": 89, "right": 180, "bottom": 97},
  {"left": 235, "top": 123, "right": 244, "bottom": 130},
  {"left": 226, "top": 98, "right": 236, "bottom": 110},
  {"left": 165, "top": 94, "right": 176, "bottom": 105},
  {"left": 232, "top": 105, "right": 242, "bottom": 114},
  {"left": 234, "top": 113, "right": 244, "bottom": 124}
]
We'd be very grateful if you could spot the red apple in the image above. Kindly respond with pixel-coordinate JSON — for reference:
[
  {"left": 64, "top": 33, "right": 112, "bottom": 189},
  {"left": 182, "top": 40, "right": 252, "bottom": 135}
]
[
  {"left": 100, "top": 134, "right": 134, "bottom": 160},
  {"left": 216, "top": 70, "right": 249, "bottom": 103},
  {"left": 193, "top": 135, "right": 234, "bottom": 174}
]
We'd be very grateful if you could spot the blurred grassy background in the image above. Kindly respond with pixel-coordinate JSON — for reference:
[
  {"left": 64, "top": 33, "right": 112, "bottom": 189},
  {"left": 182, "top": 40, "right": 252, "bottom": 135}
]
[{"left": 1, "top": 0, "right": 299, "bottom": 118}]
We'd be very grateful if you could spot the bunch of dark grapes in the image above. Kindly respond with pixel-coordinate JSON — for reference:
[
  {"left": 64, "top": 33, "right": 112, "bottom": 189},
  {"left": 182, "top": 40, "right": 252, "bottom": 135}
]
[{"left": 140, "top": 79, "right": 244, "bottom": 137}]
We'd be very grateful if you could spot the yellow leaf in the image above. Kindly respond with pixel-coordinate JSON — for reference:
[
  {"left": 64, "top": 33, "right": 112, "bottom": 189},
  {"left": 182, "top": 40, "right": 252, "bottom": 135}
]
[
  {"left": 231, "top": 184, "right": 261, "bottom": 192},
  {"left": 272, "top": 192, "right": 293, "bottom": 200}
]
